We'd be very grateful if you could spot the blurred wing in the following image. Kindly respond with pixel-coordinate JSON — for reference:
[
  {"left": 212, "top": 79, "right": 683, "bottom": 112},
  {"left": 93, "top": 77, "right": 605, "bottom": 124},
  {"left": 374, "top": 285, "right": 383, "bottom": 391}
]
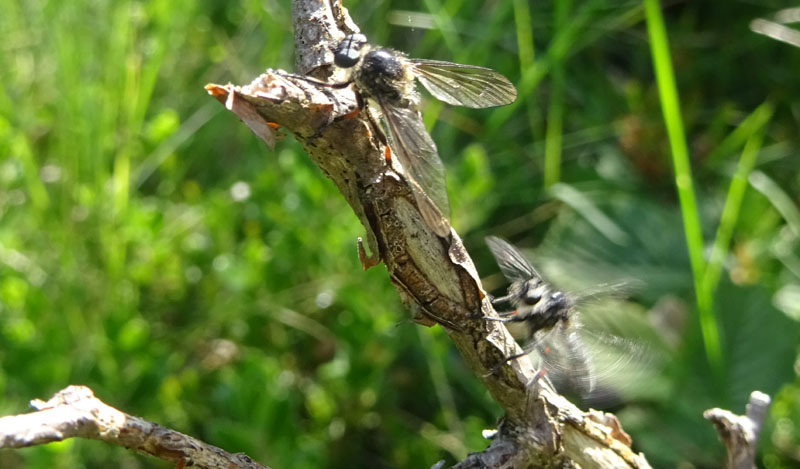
[
  {"left": 486, "top": 236, "right": 540, "bottom": 282},
  {"left": 533, "top": 322, "right": 596, "bottom": 398},
  {"left": 527, "top": 313, "right": 661, "bottom": 408},
  {"left": 567, "top": 281, "right": 642, "bottom": 310},
  {"left": 377, "top": 97, "right": 451, "bottom": 237},
  {"left": 410, "top": 59, "right": 517, "bottom": 108}
]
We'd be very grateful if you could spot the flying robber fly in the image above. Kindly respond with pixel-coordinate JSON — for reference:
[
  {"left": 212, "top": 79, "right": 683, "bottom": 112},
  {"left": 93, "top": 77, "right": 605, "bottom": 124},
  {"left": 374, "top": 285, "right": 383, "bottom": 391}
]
[
  {"left": 484, "top": 236, "right": 597, "bottom": 397},
  {"left": 485, "top": 236, "right": 658, "bottom": 406},
  {"left": 304, "top": 34, "right": 517, "bottom": 237}
]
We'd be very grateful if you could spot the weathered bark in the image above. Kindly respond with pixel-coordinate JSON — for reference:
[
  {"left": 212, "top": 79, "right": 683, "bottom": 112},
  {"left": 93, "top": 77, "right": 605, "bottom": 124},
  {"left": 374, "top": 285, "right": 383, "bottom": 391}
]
[
  {"left": 0, "top": 386, "right": 269, "bottom": 469},
  {"left": 206, "top": 1, "right": 652, "bottom": 467},
  {"left": 704, "top": 391, "right": 771, "bottom": 469}
]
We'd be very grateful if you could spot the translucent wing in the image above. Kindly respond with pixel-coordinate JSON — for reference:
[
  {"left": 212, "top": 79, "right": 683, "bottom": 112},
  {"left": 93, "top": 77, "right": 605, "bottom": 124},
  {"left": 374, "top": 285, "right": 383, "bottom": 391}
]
[
  {"left": 486, "top": 236, "right": 540, "bottom": 282},
  {"left": 410, "top": 59, "right": 517, "bottom": 108},
  {"left": 570, "top": 281, "right": 639, "bottom": 305},
  {"left": 535, "top": 318, "right": 657, "bottom": 408},
  {"left": 376, "top": 96, "right": 451, "bottom": 237},
  {"left": 527, "top": 321, "right": 596, "bottom": 398}
]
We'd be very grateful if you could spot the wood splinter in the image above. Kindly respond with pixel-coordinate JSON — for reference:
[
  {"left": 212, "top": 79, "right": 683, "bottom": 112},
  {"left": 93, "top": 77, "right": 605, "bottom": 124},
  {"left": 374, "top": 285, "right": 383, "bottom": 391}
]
[{"left": 704, "top": 390, "right": 771, "bottom": 469}]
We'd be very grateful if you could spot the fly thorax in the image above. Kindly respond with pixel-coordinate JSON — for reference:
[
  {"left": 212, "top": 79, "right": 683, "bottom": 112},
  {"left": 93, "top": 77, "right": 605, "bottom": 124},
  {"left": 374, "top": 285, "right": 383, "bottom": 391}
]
[
  {"left": 543, "top": 291, "right": 571, "bottom": 322},
  {"left": 355, "top": 49, "right": 414, "bottom": 104}
]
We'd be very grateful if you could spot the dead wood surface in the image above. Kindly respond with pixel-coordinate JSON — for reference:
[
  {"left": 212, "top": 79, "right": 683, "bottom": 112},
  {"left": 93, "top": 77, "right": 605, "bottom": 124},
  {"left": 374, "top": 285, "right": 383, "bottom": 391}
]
[
  {"left": 704, "top": 391, "right": 771, "bottom": 469},
  {"left": 0, "top": 385, "right": 269, "bottom": 469},
  {"left": 206, "top": 1, "right": 653, "bottom": 467}
]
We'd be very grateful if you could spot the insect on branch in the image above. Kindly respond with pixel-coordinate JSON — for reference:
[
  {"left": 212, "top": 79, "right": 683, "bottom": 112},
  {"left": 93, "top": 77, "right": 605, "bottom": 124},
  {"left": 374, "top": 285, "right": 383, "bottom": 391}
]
[{"left": 206, "top": 0, "right": 654, "bottom": 467}]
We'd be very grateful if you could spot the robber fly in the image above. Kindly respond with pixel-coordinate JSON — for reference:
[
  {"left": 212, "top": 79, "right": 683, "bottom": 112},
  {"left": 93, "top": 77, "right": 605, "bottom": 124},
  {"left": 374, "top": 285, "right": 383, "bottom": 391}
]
[
  {"left": 484, "top": 236, "right": 596, "bottom": 397},
  {"left": 306, "top": 34, "right": 517, "bottom": 237}
]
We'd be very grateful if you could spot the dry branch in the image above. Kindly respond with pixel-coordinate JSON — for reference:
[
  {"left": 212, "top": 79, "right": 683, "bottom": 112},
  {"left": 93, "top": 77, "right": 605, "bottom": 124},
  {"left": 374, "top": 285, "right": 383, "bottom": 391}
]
[
  {"left": 0, "top": 385, "right": 269, "bottom": 469},
  {"left": 704, "top": 391, "right": 771, "bottom": 469},
  {"left": 205, "top": 0, "right": 653, "bottom": 467}
]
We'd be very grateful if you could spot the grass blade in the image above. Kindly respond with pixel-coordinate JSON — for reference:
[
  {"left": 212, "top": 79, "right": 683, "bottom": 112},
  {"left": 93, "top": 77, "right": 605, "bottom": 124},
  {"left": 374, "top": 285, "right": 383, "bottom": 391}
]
[
  {"left": 543, "top": 0, "right": 569, "bottom": 188},
  {"left": 643, "top": 0, "right": 723, "bottom": 382},
  {"left": 703, "top": 103, "right": 774, "bottom": 296}
]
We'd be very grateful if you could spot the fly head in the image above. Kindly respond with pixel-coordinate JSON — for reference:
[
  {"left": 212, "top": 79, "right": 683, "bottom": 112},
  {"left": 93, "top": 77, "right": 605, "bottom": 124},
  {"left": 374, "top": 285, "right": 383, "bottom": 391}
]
[{"left": 333, "top": 34, "right": 369, "bottom": 68}]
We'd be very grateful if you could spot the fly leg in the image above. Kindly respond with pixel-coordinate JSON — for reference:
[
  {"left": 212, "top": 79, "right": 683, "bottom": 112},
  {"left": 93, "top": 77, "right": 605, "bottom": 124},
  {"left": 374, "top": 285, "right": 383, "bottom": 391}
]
[
  {"left": 483, "top": 292, "right": 521, "bottom": 320},
  {"left": 492, "top": 293, "right": 524, "bottom": 306},
  {"left": 275, "top": 71, "right": 362, "bottom": 143},
  {"left": 483, "top": 349, "right": 532, "bottom": 378},
  {"left": 361, "top": 108, "right": 393, "bottom": 162},
  {"left": 483, "top": 340, "right": 538, "bottom": 377},
  {"left": 483, "top": 312, "right": 521, "bottom": 322},
  {"left": 306, "top": 85, "right": 363, "bottom": 144},
  {"left": 524, "top": 368, "right": 558, "bottom": 420}
]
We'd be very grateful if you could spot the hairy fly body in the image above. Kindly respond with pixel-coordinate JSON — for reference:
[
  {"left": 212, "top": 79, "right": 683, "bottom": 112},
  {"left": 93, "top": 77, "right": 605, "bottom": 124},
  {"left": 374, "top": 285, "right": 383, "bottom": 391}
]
[
  {"left": 318, "top": 34, "right": 517, "bottom": 237},
  {"left": 485, "top": 236, "right": 596, "bottom": 397},
  {"left": 486, "top": 236, "right": 573, "bottom": 334}
]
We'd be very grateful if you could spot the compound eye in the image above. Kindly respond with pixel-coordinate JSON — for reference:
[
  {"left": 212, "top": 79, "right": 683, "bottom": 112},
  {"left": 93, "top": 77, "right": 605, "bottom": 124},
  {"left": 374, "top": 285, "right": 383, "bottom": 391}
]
[
  {"left": 521, "top": 284, "right": 542, "bottom": 306},
  {"left": 334, "top": 34, "right": 367, "bottom": 68},
  {"left": 523, "top": 292, "right": 542, "bottom": 305},
  {"left": 334, "top": 49, "right": 360, "bottom": 68}
]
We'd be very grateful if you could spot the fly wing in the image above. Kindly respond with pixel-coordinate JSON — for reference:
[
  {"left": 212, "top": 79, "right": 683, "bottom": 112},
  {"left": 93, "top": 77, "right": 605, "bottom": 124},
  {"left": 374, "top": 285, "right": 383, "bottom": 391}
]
[
  {"left": 377, "top": 96, "right": 451, "bottom": 237},
  {"left": 486, "top": 236, "right": 540, "bottom": 282},
  {"left": 571, "top": 282, "right": 638, "bottom": 306},
  {"left": 534, "top": 321, "right": 596, "bottom": 398},
  {"left": 545, "top": 318, "right": 658, "bottom": 408},
  {"left": 410, "top": 59, "right": 517, "bottom": 108}
]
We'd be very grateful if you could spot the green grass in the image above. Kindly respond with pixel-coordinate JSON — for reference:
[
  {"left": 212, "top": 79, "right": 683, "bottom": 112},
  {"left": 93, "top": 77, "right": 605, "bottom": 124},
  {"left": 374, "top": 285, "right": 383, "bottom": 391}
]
[
  {"left": 644, "top": 0, "right": 723, "bottom": 388},
  {"left": 644, "top": 2, "right": 779, "bottom": 407},
  {"left": 703, "top": 102, "right": 774, "bottom": 298},
  {"left": 2, "top": 1, "right": 800, "bottom": 468}
]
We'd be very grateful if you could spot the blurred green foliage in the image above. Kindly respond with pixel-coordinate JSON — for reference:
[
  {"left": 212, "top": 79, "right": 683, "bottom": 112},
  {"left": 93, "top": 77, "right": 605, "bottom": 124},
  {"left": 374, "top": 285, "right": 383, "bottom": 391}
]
[{"left": 1, "top": 0, "right": 799, "bottom": 468}]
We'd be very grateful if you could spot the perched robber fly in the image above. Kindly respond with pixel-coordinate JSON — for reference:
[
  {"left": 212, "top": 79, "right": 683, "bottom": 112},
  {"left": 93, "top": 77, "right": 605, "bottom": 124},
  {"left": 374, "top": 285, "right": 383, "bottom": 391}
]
[
  {"left": 484, "top": 236, "right": 596, "bottom": 397},
  {"left": 304, "top": 34, "right": 517, "bottom": 237}
]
